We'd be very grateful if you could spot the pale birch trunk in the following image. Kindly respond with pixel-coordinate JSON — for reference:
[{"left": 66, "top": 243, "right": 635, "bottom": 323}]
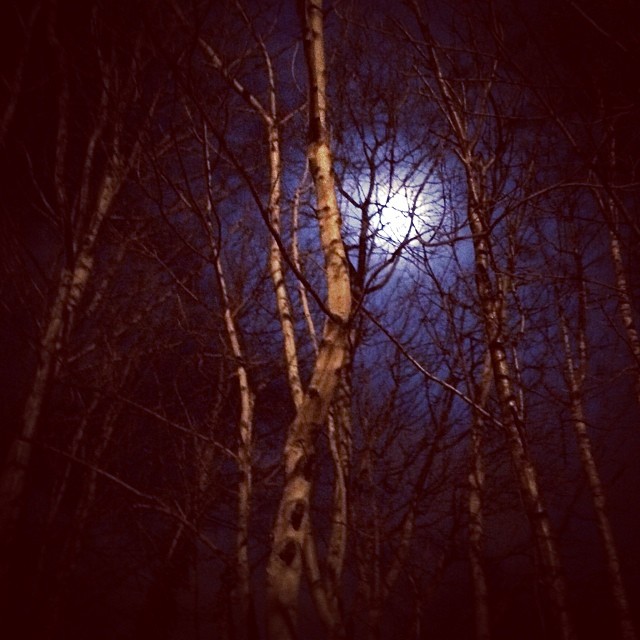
[
  {"left": 1, "top": 173, "right": 109, "bottom": 553},
  {"left": 274, "top": 89, "right": 348, "bottom": 640},
  {"left": 263, "top": 43, "right": 305, "bottom": 411},
  {"left": 292, "top": 167, "right": 318, "bottom": 354},
  {"left": 197, "top": 2, "right": 304, "bottom": 423},
  {"left": 265, "top": 2, "right": 351, "bottom": 637},
  {"left": 0, "top": 4, "right": 148, "bottom": 583},
  {"left": 300, "top": 380, "right": 350, "bottom": 640},
  {"left": 406, "top": 6, "right": 575, "bottom": 634},
  {"left": 591, "top": 137, "right": 640, "bottom": 405},
  {"left": 557, "top": 269, "right": 637, "bottom": 640},
  {"left": 605, "top": 210, "right": 640, "bottom": 405},
  {"left": 269, "top": 121, "right": 348, "bottom": 638},
  {"left": 194, "top": 26, "right": 279, "bottom": 631},
  {"left": 294, "top": 168, "right": 349, "bottom": 637},
  {"left": 196, "top": 17, "right": 348, "bottom": 634},
  {"left": 467, "top": 179, "right": 574, "bottom": 640},
  {"left": 444, "top": 72, "right": 574, "bottom": 640},
  {"left": 36, "top": 241, "right": 129, "bottom": 582},
  {"left": 468, "top": 351, "right": 493, "bottom": 640},
  {"left": 202, "top": 126, "right": 256, "bottom": 639},
  {"left": 0, "top": 183, "right": 117, "bottom": 576},
  {"left": 216, "top": 255, "right": 255, "bottom": 638}
]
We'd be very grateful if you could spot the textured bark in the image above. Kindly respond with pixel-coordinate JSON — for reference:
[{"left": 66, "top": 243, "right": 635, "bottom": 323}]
[
  {"left": 468, "top": 352, "right": 493, "bottom": 640},
  {"left": 406, "top": 4, "right": 575, "bottom": 634},
  {"left": 264, "top": 76, "right": 305, "bottom": 411},
  {"left": 203, "top": 127, "right": 256, "bottom": 640},
  {"left": 301, "top": 365, "right": 352, "bottom": 639},
  {"left": 197, "top": 15, "right": 345, "bottom": 634},
  {"left": 0, "top": 2, "right": 148, "bottom": 587},
  {"left": 197, "top": 3, "right": 303, "bottom": 408},
  {"left": 467, "top": 175, "right": 574, "bottom": 640},
  {"left": 295, "top": 168, "right": 349, "bottom": 637},
  {"left": 0, "top": 196, "right": 114, "bottom": 579},
  {"left": 591, "top": 149, "right": 640, "bottom": 405},
  {"left": 292, "top": 167, "right": 319, "bottom": 354},
  {"left": 608, "top": 224, "right": 640, "bottom": 405},
  {"left": 300, "top": 380, "right": 350, "bottom": 639},
  {"left": 558, "top": 273, "right": 637, "bottom": 640},
  {"left": 265, "top": 2, "right": 351, "bottom": 638},
  {"left": 216, "top": 251, "right": 255, "bottom": 638}
]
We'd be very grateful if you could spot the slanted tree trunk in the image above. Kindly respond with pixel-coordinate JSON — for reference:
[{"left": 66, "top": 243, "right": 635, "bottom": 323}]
[
  {"left": 406, "top": 5, "right": 576, "bottom": 635},
  {"left": 557, "top": 253, "right": 637, "bottom": 640},
  {"left": 195, "top": 13, "right": 351, "bottom": 631},
  {"left": 265, "top": 2, "right": 351, "bottom": 638},
  {"left": 301, "top": 367, "right": 350, "bottom": 639},
  {"left": 592, "top": 182, "right": 640, "bottom": 406},
  {"left": 0, "top": 175, "right": 121, "bottom": 581},
  {"left": 468, "top": 351, "right": 493, "bottom": 640},
  {"left": 466, "top": 166, "right": 574, "bottom": 640},
  {"left": 264, "top": 62, "right": 305, "bottom": 413},
  {"left": 0, "top": 2, "right": 150, "bottom": 587},
  {"left": 202, "top": 127, "right": 257, "bottom": 640}
]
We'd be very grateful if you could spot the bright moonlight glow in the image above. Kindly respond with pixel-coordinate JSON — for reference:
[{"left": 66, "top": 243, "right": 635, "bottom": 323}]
[
  {"left": 378, "top": 184, "right": 415, "bottom": 243},
  {"left": 342, "top": 171, "right": 438, "bottom": 251},
  {"left": 375, "top": 179, "right": 436, "bottom": 247}
]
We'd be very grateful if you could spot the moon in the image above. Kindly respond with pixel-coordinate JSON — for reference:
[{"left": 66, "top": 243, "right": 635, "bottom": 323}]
[
  {"left": 376, "top": 182, "right": 417, "bottom": 245},
  {"left": 342, "top": 175, "right": 435, "bottom": 250}
]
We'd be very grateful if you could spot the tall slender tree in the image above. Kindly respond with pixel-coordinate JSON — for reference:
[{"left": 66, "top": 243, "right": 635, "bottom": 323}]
[{"left": 265, "top": 2, "right": 351, "bottom": 637}]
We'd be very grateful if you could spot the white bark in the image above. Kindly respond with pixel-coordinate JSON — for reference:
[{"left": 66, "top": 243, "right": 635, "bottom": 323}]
[
  {"left": 467, "top": 178, "right": 574, "bottom": 640},
  {"left": 468, "top": 351, "right": 492, "bottom": 640},
  {"left": 558, "top": 275, "right": 637, "bottom": 640},
  {"left": 608, "top": 225, "right": 640, "bottom": 404},
  {"left": 203, "top": 125, "right": 256, "bottom": 639},
  {"left": 265, "top": 2, "right": 351, "bottom": 638},
  {"left": 0, "top": 177, "right": 118, "bottom": 572},
  {"left": 0, "top": 3, "right": 148, "bottom": 574},
  {"left": 405, "top": 5, "right": 576, "bottom": 633},
  {"left": 591, "top": 154, "right": 640, "bottom": 405}
]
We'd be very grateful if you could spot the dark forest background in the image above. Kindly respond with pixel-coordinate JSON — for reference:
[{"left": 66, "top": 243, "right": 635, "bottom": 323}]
[{"left": 1, "top": 0, "right": 639, "bottom": 638}]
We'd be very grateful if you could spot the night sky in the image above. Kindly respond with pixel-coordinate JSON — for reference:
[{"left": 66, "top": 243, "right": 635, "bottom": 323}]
[{"left": 1, "top": 1, "right": 639, "bottom": 639}]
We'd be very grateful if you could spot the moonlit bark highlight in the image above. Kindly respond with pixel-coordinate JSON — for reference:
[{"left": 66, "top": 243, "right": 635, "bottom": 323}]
[{"left": 265, "top": 2, "right": 351, "bottom": 638}]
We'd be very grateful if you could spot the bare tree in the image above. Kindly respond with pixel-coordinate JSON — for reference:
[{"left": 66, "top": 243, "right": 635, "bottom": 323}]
[
  {"left": 401, "top": 3, "right": 576, "bottom": 637},
  {"left": 0, "top": 0, "right": 160, "bottom": 591},
  {"left": 265, "top": 2, "right": 351, "bottom": 638},
  {"left": 1, "top": 1, "right": 638, "bottom": 638},
  {"left": 555, "top": 220, "right": 637, "bottom": 640}
]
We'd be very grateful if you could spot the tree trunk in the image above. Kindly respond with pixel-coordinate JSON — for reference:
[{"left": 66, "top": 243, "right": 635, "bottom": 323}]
[
  {"left": 468, "top": 352, "right": 493, "bottom": 640},
  {"left": 0, "top": 244, "right": 97, "bottom": 577},
  {"left": 608, "top": 224, "right": 640, "bottom": 405},
  {"left": 558, "top": 269, "right": 637, "bottom": 640},
  {"left": 0, "top": 1, "right": 132, "bottom": 572},
  {"left": 404, "top": 8, "right": 576, "bottom": 631},
  {"left": 266, "top": 102, "right": 304, "bottom": 412},
  {"left": 466, "top": 182, "right": 574, "bottom": 640},
  {"left": 265, "top": 2, "right": 351, "bottom": 638},
  {"left": 203, "top": 126, "right": 256, "bottom": 640}
]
